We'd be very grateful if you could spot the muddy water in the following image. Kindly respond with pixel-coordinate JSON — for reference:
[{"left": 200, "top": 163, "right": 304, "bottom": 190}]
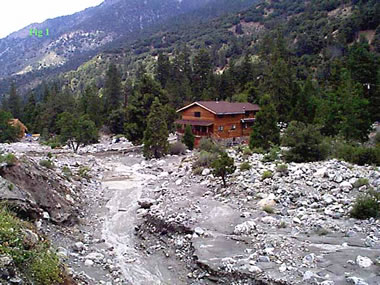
[{"left": 101, "top": 159, "right": 180, "bottom": 285}]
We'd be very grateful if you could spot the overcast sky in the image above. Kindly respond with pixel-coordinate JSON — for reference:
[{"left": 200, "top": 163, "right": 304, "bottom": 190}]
[{"left": 0, "top": 0, "right": 104, "bottom": 38}]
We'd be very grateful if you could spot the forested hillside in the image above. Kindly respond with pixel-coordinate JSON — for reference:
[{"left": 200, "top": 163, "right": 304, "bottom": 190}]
[{"left": 1, "top": 0, "right": 379, "bottom": 162}]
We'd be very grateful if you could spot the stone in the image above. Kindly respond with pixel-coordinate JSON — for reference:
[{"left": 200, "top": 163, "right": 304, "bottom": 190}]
[
  {"left": 314, "top": 167, "right": 327, "bottom": 178},
  {"left": 303, "top": 271, "right": 315, "bottom": 281},
  {"left": 340, "top": 181, "right": 352, "bottom": 189},
  {"left": 73, "top": 242, "right": 84, "bottom": 252},
  {"left": 322, "top": 194, "right": 334, "bottom": 205},
  {"left": 202, "top": 168, "right": 211, "bottom": 176},
  {"left": 85, "top": 252, "right": 104, "bottom": 261},
  {"left": 321, "top": 281, "right": 335, "bottom": 285},
  {"left": 248, "top": 265, "right": 262, "bottom": 274},
  {"left": 293, "top": 217, "right": 301, "bottom": 224},
  {"left": 175, "top": 179, "right": 183, "bottom": 186},
  {"left": 43, "top": 211, "right": 50, "bottom": 220},
  {"left": 279, "top": 263, "right": 287, "bottom": 272},
  {"left": 194, "top": 227, "right": 204, "bottom": 236},
  {"left": 22, "top": 229, "right": 39, "bottom": 248},
  {"left": 57, "top": 247, "right": 68, "bottom": 258},
  {"left": 356, "top": 255, "right": 373, "bottom": 268},
  {"left": 257, "top": 194, "right": 276, "bottom": 209},
  {"left": 303, "top": 253, "right": 315, "bottom": 264},
  {"left": 258, "top": 256, "right": 270, "bottom": 263},
  {"left": 85, "top": 259, "right": 94, "bottom": 266},
  {"left": 138, "top": 198, "right": 155, "bottom": 209},
  {"left": 9, "top": 277, "right": 22, "bottom": 284},
  {"left": 234, "top": 221, "right": 257, "bottom": 235},
  {"left": 0, "top": 255, "right": 13, "bottom": 267},
  {"left": 346, "top": 276, "right": 368, "bottom": 285}
]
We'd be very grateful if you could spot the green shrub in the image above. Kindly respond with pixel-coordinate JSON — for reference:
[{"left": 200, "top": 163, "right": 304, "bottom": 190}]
[
  {"left": 243, "top": 147, "right": 253, "bottom": 156},
  {"left": 39, "top": 160, "right": 54, "bottom": 169},
  {"left": 42, "top": 137, "right": 62, "bottom": 149},
  {"left": 182, "top": 125, "right": 195, "bottom": 150},
  {"left": 193, "top": 167, "right": 204, "bottom": 176},
  {"left": 263, "top": 205, "right": 274, "bottom": 214},
  {"left": 374, "top": 132, "right": 380, "bottom": 146},
  {"left": 276, "top": 164, "right": 288, "bottom": 173},
  {"left": 261, "top": 170, "right": 273, "bottom": 180},
  {"left": 199, "top": 138, "right": 224, "bottom": 154},
  {"left": 240, "top": 161, "right": 251, "bottom": 171},
  {"left": 47, "top": 152, "right": 53, "bottom": 159},
  {"left": 333, "top": 142, "right": 380, "bottom": 166},
  {"left": 192, "top": 151, "right": 218, "bottom": 168},
  {"left": 250, "top": 147, "right": 265, "bottom": 154},
  {"left": 78, "top": 166, "right": 91, "bottom": 179},
  {"left": 350, "top": 189, "right": 380, "bottom": 219},
  {"left": 0, "top": 153, "right": 17, "bottom": 166},
  {"left": 62, "top": 166, "right": 72, "bottom": 177},
  {"left": 282, "top": 121, "right": 328, "bottom": 162},
  {"left": 28, "top": 250, "right": 63, "bottom": 285},
  {"left": 0, "top": 207, "right": 63, "bottom": 284},
  {"left": 262, "top": 145, "right": 280, "bottom": 162},
  {"left": 353, "top": 178, "right": 369, "bottom": 188},
  {"left": 278, "top": 221, "right": 287, "bottom": 228},
  {"left": 169, "top": 142, "right": 186, "bottom": 155}
]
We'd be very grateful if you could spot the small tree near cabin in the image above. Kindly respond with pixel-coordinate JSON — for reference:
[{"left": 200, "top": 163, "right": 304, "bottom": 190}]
[
  {"left": 211, "top": 152, "right": 236, "bottom": 187},
  {"left": 249, "top": 94, "right": 280, "bottom": 150},
  {"left": 143, "top": 98, "right": 169, "bottom": 159},
  {"left": 57, "top": 113, "right": 98, "bottom": 153},
  {"left": 182, "top": 125, "right": 195, "bottom": 150}
]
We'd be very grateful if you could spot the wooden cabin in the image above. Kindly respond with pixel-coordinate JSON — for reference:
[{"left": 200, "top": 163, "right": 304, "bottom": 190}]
[{"left": 175, "top": 101, "right": 260, "bottom": 146}]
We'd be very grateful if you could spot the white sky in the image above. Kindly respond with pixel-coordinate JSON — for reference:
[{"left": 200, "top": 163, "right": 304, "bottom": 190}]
[{"left": 0, "top": 0, "right": 104, "bottom": 38}]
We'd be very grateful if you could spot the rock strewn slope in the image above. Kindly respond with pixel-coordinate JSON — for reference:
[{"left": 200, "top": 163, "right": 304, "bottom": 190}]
[{"left": 136, "top": 150, "right": 380, "bottom": 284}]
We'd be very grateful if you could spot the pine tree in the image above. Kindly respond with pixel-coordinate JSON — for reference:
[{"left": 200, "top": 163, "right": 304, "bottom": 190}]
[
  {"left": 104, "top": 63, "right": 122, "bottom": 114},
  {"left": 8, "top": 83, "right": 22, "bottom": 119},
  {"left": 143, "top": 98, "right": 169, "bottom": 159},
  {"left": 182, "top": 125, "right": 195, "bottom": 150},
  {"left": 192, "top": 49, "right": 212, "bottom": 99},
  {"left": 211, "top": 152, "right": 236, "bottom": 187},
  {"left": 155, "top": 53, "right": 171, "bottom": 88},
  {"left": 249, "top": 94, "right": 280, "bottom": 150},
  {"left": 291, "top": 78, "right": 317, "bottom": 123}
]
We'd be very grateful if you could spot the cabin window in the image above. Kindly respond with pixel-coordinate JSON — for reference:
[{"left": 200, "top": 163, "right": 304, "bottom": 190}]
[
  {"left": 218, "top": 126, "right": 224, "bottom": 132},
  {"left": 194, "top": 112, "right": 201, "bottom": 117},
  {"left": 231, "top": 124, "right": 236, "bottom": 130},
  {"left": 217, "top": 115, "right": 223, "bottom": 118},
  {"left": 245, "top": 111, "right": 250, "bottom": 116}
]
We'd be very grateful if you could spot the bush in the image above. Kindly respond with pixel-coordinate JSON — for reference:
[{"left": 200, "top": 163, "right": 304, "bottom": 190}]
[
  {"left": 261, "top": 170, "right": 273, "bottom": 180},
  {"left": 282, "top": 121, "right": 328, "bottom": 163},
  {"left": 240, "top": 161, "right": 251, "bottom": 171},
  {"left": 192, "top": 167, "right": 204, "bottom": 176},
  {"left": 39, "top": 160, "right": 54, "bottom": 169},
  {"left": 199, "top": 138, "right": 224, "bottom": 154},
  {"left": 169, "top": 142, "right": 186, "bottom": 155},
  {"left": 353, "top": 178, "right": 369, "bottom": 188},
  {"left": 350, "top": 189, "right": 380, "bottom": 219},
  {"left": 263, "top": 205, "right": 274, "bottom": 214},
  {"left": 78, "top": 166, "right": 91, "bottom": 179},
  {"left": 42, "top": 137, "right": 62, "bottom": 149},
  {"left": 334, "top": 143, "right": 380, "bottom": 166},
  {"left": 262, "top": 145, "right": 280, "bottom": 162},
  {"left": 182, "top": 125, "right": 195, "bottom": 150},
  {"left": 276, "top": 164, "right": 288, "bottom": 173},
  {"left": 0, "top": 153, "right": 17, "bottom": 166},
  {"left": 243, "top": 147, "right": 253, "bottom": 156},
  {"left": 211, "top": 152, "right": 236, "bottom": 187},
  {"left": 193, "top": 151, "right": 218, "bottom": 168},
  {"left": 0, "top": 207, "right": 63, "bottom": 284},
  {"left": 62, "top": 166, "right": 72, "bottom": 177},
  {"left": 251, "top": 147, "right": 265, "bottom": 154}
]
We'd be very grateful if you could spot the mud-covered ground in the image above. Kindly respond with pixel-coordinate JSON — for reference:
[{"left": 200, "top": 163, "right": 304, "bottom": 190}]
[{"left": 1, "top": 139, "right": 379, "bottom": 285}]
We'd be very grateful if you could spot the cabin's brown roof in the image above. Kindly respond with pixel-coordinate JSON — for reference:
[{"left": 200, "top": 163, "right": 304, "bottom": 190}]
[{"left": 177, "top": 101, "right": 260, "bottom": 115}]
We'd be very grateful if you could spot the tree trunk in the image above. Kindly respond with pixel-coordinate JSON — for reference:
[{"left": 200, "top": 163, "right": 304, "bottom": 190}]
[{"left": 222, "top": 175, "right": 226, "bottom": 187}]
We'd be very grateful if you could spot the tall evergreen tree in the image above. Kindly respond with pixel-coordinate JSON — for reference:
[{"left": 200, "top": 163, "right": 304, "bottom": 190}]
[
  {"left": 143, "top": 98, "right": 169, "bottom": 159},
  {"left": 249, "top": 94, "right": 280, "bottom": 150},
  {"left": 155, "top": 53, "right": 171, "bottom": 88},
  {"left": 192, "top": 49, "right": 212, "bottom": 100},
  {"left": 8, "top": 83, "right": 22, "bottom": 119},
  {"left": 182, "top": 125, "right": 195, "bottom": 150},
  {"left": 104, "top": 63, "right": 122, "bottom": 114},
  {"left": 291, "top": 78, "right": 317, "bottom": 123}
]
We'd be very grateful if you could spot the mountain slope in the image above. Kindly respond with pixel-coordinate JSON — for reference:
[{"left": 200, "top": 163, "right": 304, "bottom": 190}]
[{"left": 0, "top": 0, "right": 258, "bottom": 96}]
